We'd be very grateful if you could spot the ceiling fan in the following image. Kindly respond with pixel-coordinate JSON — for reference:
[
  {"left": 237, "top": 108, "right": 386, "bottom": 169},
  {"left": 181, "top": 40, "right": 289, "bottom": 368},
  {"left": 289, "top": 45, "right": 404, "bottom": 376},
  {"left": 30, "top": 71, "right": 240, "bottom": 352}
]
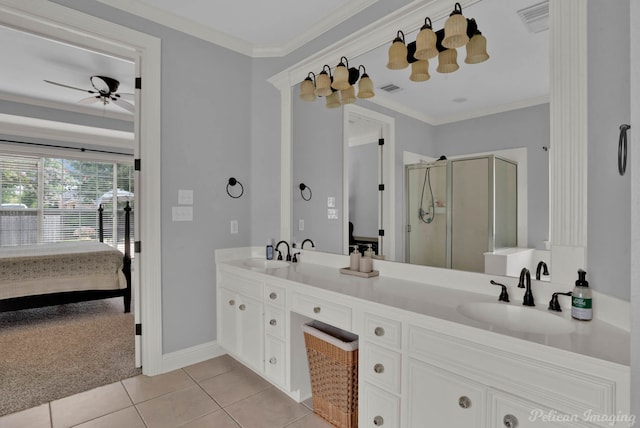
[{"left": 44, "top": 75, "right": 134, "bottom": 113}]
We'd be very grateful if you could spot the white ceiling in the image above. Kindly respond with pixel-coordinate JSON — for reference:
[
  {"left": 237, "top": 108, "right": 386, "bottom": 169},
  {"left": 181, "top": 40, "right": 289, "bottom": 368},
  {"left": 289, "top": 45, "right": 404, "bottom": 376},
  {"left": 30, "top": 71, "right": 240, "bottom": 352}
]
[{"left": 0, "top": 0, "right": 548, "bottom": 125}]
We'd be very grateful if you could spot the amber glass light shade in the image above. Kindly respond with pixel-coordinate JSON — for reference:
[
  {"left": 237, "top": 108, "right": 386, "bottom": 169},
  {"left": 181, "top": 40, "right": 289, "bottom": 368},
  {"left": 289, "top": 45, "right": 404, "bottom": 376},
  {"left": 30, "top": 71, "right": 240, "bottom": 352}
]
[
  {"left": 442, "top": 4, "right": 469, "bottom": 49},
  {"left": 314, "top": 70, "right": 332, "bottom": 97},
  {"left": 332, "top": 60, "right": 350, "bottom": 90},
  {"left": 465, "top": 33, "right": 489, "bottom": 64},
  {"left": 325, "top": 91, "right": 341, "bottom": 109},
  {"left": 387, "top": 32, "right": 408, "bottom": 70},
  {"left": 357, "top": 74, "right": 375, "bottom": 99},
  {"left": 340, "top": 86, "right": 356, "bottom": 104},
  {"left": 410, "top": 59, "right": 430, "bottom": 82},
  {"left": 414, "top": 29, "right": 438, "bottom": 60},
  {"left": 299, "top": 77, "right": 316, "bottom": 101},
  {"left": 437, "top": 49, "right": 459, "bottom": 73}
]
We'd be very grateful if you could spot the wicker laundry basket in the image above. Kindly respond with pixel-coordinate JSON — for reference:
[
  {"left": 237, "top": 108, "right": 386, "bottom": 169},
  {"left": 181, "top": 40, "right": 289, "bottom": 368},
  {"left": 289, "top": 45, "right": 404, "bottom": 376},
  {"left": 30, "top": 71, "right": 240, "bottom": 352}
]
[{"left": 303, "top": 321, "right": 359, "bottom": 428}]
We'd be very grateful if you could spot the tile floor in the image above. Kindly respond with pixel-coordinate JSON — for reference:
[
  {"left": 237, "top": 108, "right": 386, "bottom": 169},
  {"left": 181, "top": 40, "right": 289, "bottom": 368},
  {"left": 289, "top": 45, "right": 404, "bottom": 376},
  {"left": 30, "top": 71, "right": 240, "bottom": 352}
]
[{"left": 0, "top": 355, "right": 334, "bottom": 428}]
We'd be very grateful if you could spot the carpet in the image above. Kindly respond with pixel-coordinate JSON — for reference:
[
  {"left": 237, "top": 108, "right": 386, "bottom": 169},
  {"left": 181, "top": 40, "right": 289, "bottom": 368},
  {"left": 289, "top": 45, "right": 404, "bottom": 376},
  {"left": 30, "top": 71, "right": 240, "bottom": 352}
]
[{"left": 0, "top": 298, "right": 141, "bottom": 416}]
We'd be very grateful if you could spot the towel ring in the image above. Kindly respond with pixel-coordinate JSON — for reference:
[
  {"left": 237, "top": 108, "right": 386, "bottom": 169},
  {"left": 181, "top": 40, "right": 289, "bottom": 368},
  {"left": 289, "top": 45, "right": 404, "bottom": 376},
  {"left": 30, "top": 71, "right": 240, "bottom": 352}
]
[
  {"left": 226, "top": 177, "right": 244, "bottom": 198},
  {"left": 299, "top": 183, "right": 312, "bottom": 201},
  {"left": 618, "top": 124, "right": 631, "bottom": 176}
]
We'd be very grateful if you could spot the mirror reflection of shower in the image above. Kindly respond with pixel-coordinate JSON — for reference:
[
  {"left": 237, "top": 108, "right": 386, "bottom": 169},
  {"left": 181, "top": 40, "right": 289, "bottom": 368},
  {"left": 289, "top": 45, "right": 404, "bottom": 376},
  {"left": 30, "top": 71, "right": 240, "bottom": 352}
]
[{"left": 405, "top": 155, "right": 518, "bottom": 273}]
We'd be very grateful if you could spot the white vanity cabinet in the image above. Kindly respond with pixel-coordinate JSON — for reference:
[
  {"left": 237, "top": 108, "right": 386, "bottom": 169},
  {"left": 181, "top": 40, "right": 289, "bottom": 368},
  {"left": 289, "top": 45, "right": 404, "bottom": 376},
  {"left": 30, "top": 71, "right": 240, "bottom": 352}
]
[
  {"left": 215, "top": 257, "right": 629, "bottom": 428},
  {"left": 217, "top": 270, "right": 264, "bottom": 373}
]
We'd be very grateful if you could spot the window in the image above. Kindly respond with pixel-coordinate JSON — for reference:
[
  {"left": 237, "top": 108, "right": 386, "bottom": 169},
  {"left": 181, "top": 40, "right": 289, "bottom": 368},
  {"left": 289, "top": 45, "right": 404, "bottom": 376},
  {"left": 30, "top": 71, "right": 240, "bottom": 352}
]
[{"left": 0, "top": 154, "right": 134, "bottom": 249}]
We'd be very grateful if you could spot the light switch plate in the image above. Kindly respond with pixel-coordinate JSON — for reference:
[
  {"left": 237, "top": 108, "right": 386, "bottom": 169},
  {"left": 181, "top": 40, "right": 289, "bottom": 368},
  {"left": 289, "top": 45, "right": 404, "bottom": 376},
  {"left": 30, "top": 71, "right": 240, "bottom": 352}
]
[
  {"left": 298, "top": 219, "right": 304, "bottom": 231},
  {"left": 172, "top": 206, "right": 193, "bottom": 221},
  {"left": 230, "top": 220, "right": 238, "bottom": 234},
  {"left": 327, "top": 208, "right": 338, "bottom": 219},
  {"left": 178, "top": 189, "right": 193, "bottom": 205},
  {"left": 327, "top": 197, "right": 336, "bottom": 208}
]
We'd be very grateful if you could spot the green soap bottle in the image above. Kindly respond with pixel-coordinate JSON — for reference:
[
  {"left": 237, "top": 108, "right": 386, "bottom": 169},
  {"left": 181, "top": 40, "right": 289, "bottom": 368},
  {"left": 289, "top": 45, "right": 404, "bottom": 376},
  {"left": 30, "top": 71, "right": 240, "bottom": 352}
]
[{"left": 571, "top": 269, "right": 592, "bottom": 321}]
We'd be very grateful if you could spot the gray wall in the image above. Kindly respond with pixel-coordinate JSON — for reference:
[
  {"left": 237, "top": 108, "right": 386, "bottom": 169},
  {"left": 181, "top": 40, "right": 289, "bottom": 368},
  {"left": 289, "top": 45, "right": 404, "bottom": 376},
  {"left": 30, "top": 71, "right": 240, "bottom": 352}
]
[
  {"left": 587, "top": 0, "right": 631, "bottom": 301},
  {"left": 630, "top": 0, "right": 639, "bottom": 417}
]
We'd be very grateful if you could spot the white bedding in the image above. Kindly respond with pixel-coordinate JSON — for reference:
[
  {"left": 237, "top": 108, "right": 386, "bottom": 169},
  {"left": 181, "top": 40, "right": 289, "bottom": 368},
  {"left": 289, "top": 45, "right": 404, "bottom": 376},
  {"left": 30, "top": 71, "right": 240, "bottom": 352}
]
[{"left": 0, "top": 241, "right": 126, "bottom": 300}]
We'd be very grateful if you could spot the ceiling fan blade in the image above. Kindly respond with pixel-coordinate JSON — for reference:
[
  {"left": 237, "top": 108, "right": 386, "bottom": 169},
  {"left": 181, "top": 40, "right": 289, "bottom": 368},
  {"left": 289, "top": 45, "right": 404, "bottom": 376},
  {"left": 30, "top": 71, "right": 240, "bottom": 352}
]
[
  {"left": 112, "top": 98, "right": 135, "bottom": 113},
  {"left": 114, "top": 92, "right": 135, "bottom": 101},
  {"left": 78, "top": 96, "right": 101, "bottom": 105},
  {"left": 44, "top": 80, "right": 96, "bottom": 94}
]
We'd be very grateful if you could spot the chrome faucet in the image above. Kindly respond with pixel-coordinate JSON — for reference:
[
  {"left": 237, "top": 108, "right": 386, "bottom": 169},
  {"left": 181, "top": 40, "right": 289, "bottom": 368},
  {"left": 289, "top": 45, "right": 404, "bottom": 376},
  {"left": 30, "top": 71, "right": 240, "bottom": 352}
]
[
  {"left": 275, "top": 241, "right": 291, "bottom": 261},
  {"left": 301, "top": 238, "right": 315, "bottom": 249},
  {"left": 535, "top": 261, "right": 549, "bottom": 280},
  {"left": 519, "top": 268, "right": 535, "bottom": 306}
]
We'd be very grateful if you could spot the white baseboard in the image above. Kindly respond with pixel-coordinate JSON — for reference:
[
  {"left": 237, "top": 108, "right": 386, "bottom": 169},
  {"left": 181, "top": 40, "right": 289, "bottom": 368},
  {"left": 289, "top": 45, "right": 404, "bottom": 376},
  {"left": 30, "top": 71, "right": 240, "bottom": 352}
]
[{"left": 161, "top": 341, "right": 226, "bottom": 373}]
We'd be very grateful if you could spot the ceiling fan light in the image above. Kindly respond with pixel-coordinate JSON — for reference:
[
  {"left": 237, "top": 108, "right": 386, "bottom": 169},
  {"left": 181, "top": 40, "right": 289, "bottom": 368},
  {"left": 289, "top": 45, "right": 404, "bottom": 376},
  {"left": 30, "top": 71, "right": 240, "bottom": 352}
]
[
  {"left": 357, "top": 74, "right": 375, "bottom": 99},
  {"left": 299, "top": 77, "right": 316, "bottom": 101},
  {"left": 325, "top": 90, "right": 341, "bottom": 109},
  {"left": 437, "top": 49, "right": 459, "bottom": 73},
  {"left": 465, "top": 33, "right": 490, "bottom": 64},
  {"left": 315, "top": 69, "right": 332, "bottom": 97},
  {"left": 442, "top": 3, "right": 469, "bottom": 49},
  {"left": 414, "top": 19, "right": 438, "bottom": 60},
  {"left": 409, "top": 59, "right": 430, "bottom": 82},
  {"left": 387, "top": 32, "right": 409, "bottom": 70},
  {"left": 332, "top": 58, "right": 351, "bottom": 90},
  {"left": 340, "top": 85, "right": 356, "bottom": 104}
]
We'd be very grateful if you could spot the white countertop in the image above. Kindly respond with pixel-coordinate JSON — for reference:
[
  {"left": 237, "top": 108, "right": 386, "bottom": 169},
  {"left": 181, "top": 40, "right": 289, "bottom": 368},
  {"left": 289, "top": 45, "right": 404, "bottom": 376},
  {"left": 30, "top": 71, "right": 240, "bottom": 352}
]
[{"left": 217, "top": 250, "right": 630, "bottom": 368}]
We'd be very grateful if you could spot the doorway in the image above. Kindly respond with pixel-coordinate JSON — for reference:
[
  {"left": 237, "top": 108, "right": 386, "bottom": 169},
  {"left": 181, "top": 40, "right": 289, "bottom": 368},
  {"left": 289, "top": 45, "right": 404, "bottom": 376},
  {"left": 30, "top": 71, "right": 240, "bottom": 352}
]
[{"left": 0, "top": 1, "right": 162, "bottom": 375}]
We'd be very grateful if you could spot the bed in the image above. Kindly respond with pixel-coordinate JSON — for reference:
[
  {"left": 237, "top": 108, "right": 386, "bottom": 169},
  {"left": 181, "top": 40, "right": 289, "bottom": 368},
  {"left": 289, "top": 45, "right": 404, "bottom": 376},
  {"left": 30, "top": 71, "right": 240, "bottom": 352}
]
[{"left": 0, "top": 203, "right": 132, "bottom": 313}]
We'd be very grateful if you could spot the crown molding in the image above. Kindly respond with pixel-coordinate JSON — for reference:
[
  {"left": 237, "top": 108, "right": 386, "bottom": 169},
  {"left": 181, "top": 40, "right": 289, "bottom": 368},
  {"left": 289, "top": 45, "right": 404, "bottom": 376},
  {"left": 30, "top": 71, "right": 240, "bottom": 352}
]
[{"left": 96, "top": 0, "right": 378, "bottom": 58}]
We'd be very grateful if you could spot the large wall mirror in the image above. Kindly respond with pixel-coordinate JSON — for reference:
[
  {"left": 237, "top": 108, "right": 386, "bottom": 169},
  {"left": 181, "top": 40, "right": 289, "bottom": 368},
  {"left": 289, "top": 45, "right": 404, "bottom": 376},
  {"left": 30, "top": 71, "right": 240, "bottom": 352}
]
[{"left": 272, "top": 0, "right": 587, "bottom": 285}]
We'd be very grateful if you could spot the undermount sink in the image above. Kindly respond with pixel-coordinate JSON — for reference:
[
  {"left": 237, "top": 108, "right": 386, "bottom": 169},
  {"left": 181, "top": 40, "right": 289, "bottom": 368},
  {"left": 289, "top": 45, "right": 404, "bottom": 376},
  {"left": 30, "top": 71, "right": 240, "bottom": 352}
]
[
  {"left": 457, "top": 302, "right": 575, "bottom": 335},
  {"left": 243, "top": 259, "right": 290, "bottom": 270}
]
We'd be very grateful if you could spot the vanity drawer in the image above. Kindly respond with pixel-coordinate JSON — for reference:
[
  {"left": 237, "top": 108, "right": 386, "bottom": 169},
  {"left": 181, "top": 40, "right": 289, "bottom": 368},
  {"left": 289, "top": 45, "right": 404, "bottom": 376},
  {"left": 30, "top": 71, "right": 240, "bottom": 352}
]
[
  {"left": 291, "top": 292, "right": 352, "bottom": 331},
  {"left": 264, "top": 336, "right": 286, "bottom": 387},
  {"left": 361, "top": 342, "right": 401, "bottom": 394},
  {"left": 360, "top": 383, "right": 400, "bottom": 428},
  {"left": 264, "top": 306, "right": 285, "bottom": 339},
  {"left": 264, "top": 282, "right": 286, "bottom": 308},
  {"left": 363, "top": 313, "right": 401, "bottom": 350}
]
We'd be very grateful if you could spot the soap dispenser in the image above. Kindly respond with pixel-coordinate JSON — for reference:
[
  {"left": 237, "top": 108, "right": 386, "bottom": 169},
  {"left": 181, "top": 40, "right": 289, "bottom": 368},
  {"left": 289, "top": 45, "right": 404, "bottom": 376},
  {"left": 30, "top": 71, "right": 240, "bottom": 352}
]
[
  {"left": 364, "top": 244, "right": 375, "bottom": 258},
  {"left": 349, "top": 246, "right": 361, "bottom": 271},
  {"left": 571, "top": 269, "right": 592, "bottom": 321}
]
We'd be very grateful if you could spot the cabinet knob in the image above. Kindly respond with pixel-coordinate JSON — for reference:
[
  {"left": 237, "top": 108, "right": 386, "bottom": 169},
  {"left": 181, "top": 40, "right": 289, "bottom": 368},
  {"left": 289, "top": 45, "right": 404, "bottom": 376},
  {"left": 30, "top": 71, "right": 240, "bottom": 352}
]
[
  {"left": 313, "top": 306, "right": 321, "bottom": 313},
  {"left": 373, "top": 415, "right": 384, "bottom": 426},
  {"left": 373, "top": 363, "right": 385, "bottom": 374},
  {"left": 458, "top": 396, "right": 472, "bottom": 409},
  {"left": 239, "top": 304, "right": 246, "bottom": 311},
  {"left": 269, "top": 357, "right": 277, "bottom": 364},
  {"left": 503, "top": 414, "right": 518, "bottom": 428},
  {"left": 269, "top": 319, "right": 277, "bottom": 326},
  {"left": 228, "top": 300, "right": 235, "bottom": 306},
  {"left": 374, "top": 326, "right": 385, "bottom": 337},
  {"left": 269, "top": 292, "right": 277, "bottom": 300}
]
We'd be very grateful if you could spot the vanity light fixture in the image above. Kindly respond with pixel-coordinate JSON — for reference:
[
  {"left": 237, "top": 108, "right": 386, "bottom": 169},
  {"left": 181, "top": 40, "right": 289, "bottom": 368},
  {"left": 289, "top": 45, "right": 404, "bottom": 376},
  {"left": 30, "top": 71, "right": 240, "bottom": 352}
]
[
  {"left": 299, "top": 72, "right": 316, "bottom": 101},
  {"left": 299, "top": 61, "right": 375, "bottom": 108},
  {"left": 314, "top": 65, "right": 333, "bottom": 97},
  {"left": 386, "top": 30, "right": 409, "bottom": 70},
  {"left": 226, "top": 177, "right": 244, "bottom": 199},
  {"left": 388, "top": 3, "right": 489, "bottom": 81}
]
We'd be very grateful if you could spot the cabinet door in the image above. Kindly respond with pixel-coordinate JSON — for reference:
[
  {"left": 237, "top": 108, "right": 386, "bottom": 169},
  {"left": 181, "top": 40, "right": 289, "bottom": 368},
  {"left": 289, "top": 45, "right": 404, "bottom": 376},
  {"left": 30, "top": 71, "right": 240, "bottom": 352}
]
[
  {"left": 218, "top": 287, "right": 237, "bottom": 354},
  {"left": 237, "top": 293, "right": 264, "bottom": 372},
  {"left": 406, "top": 358, "right": 485, "bottom": 428},
  {"left": 490, "top": 391, "right": 591, "bottom": 428}
]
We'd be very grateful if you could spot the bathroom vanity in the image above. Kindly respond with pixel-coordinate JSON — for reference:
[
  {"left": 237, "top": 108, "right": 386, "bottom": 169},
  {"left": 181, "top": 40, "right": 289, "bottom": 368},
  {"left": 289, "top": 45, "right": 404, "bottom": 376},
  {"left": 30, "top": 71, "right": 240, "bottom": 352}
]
[{"left": 215, "top": 248, "right": 630, "bottom": 428}]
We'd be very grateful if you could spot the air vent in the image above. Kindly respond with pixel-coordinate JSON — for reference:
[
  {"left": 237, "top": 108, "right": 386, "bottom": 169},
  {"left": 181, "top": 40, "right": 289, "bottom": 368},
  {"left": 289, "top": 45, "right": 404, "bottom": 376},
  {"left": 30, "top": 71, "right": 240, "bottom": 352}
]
[
  {"left": 379, "top": 83, "right": 403, "bottom": 93},
  {"left": 517, "top": 0, "right": 549, "bottom": 34}
]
